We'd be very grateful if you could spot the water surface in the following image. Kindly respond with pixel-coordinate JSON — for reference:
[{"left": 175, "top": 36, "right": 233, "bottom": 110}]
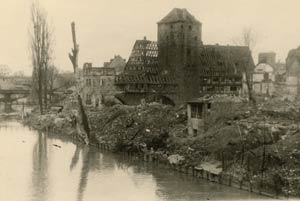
[{"left": 0, "top": 121, "right": 270, "bottom": 201}]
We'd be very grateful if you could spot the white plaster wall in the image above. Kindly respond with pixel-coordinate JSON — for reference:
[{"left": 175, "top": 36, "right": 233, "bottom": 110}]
[{"left": 253, "top": 73, "right": 264, "bottom": 82}]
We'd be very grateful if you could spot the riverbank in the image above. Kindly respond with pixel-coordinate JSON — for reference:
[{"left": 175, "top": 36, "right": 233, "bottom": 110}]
[
  {"left": 0, "top": 120, "right": 270, "bottom": 201},
  {"left": 23, "top": 99, "right": 300, "bottom": 199}
]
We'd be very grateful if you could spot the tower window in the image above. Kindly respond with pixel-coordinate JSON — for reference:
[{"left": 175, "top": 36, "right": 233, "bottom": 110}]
[
  {"left": 195, "top": 36, "right": 198, "bottom": 41},
  {"left": 189, "top": 25, "right": 192, "bottom": 30},
  {"left": 187, "top": 49, "right": 191, "bottom": 56},
  {"left": 230, "top": 86, "right": 237, "bottom": 91},
  {"left": 181, "top": 25, "right": 184, "bottom": 29},
  {"left": 171, "top": 24, "right": 173, "bottom": 29}
]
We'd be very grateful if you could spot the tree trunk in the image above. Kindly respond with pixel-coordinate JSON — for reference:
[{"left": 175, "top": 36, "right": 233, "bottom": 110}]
[
  {"left": 44, "top": 63, "right": 48, "bottom": 109},
  {"left": 38, "top": 66, "right": 43, "bottom": 114},
  {"left": 69, "top": 22, "right": 90, "bottom": 144}
]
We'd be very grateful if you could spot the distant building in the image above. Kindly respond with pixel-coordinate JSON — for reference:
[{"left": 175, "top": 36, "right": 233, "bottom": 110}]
[
  {"left": 81, "top": 63, "right": 116, "bottom": 107},
  {"left": 258, "top": 52, "right": 286, "bottom": 84},
  {"left": 285, "top": 46, "right": 300, "bottom": 95},
  {"left": 258, "top": 52, "right": 276, "bottom": 66},
  {"left": 253, "top": 63, "right": 275, "bottom": 96},
  {"left": 274, "top": 62, "right": 286, "bottom": 83},
  {"left": 103, "top": 55, "right": 126, "bottom": 75},
  {"left": 115, "top": 8, "right": 254, "bottom": 106}
]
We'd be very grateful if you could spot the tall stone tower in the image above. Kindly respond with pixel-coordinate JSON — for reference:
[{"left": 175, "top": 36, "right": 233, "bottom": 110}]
[
  {"left": 258, "top": 52, "right": 276, "bottom": 66},
  {"left": 157, "top": 8, "right": 203, "bottom": 103}
]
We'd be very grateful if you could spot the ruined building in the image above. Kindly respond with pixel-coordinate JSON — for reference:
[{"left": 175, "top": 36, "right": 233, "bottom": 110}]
[
  {"left": 285, "top": 46, "right": 300, "bottom": 95},
  {"left": 253, "top": 62, "right": 275, "bottom": 96},
  {"left": 81, "top": 63, "right": 116, "bottom": 107},
  {"left": 115, "top": 8, "right": 255, "bottom": 105},
  {"left": 103, "top": 55, "right": 126, "bottom": 75},
  {"left": 253, "top": 53, "right": 277, "bottom": 96},
  {"left": 115, "top": 38, "right": 177, "bottom": 105}
]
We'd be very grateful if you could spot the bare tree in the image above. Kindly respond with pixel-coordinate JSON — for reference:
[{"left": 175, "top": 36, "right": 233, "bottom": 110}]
[
  {"left": 69, "top": 22, "right": 90, "bottom": 144},
  {"left": 233, "top": 27, "right": 258, "bottom": 50},
  {"left": 47, "top": 65, "right": 59, "bottom": 103},
  {"left": 46, "top": 68, "right": 77, "bottom": 104},
  {"left": 232, "top": 26, "right": 258, "bottom": 103},
  {"left": 29, "top": 1, "right": 53, "bottom": 114}
]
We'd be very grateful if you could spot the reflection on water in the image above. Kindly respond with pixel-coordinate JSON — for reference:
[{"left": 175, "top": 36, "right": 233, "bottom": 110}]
[
  {"left": 0, "top": 121, "right": 271, "bottom": 201},
  {"left": 31, "top": 132, "right": 48, "bottom": 201}
]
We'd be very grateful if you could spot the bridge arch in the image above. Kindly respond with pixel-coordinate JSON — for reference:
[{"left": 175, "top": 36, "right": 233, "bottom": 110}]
[
  {"left": 0, "top": 89, "right": 30, "bottom": 113},
  {"left": 113, "top": 97, "right": 127, "bottom": 105},
  {"left": 114, "top": 93, "right": 176, "bottom": 106},
  {"left": 114, "top": 95, "right": 128, "bottom": 105},
  {"left": 146, "top": 94, "right": 175, "bottom": 106}
]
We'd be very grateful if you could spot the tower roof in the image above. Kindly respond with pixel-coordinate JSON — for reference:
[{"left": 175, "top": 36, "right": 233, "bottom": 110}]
[{"left": 158, "top": 8, "right": 201, "bottom": 24}]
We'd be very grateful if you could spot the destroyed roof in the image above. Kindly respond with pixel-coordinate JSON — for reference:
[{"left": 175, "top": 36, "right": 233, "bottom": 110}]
[
  {"left": 115, "top": 38, "right": 175, "bottom": 85},
  {"left": 255, "top": 63, "right": 274, "bottom": 73},
  {"left": 115, "top": 74, "right": 177, "bottom": 85},
  {"left": 83, "top": 66, "right": 116, "bottom": 76},
  {"left": 157, "top": 8, "right": 201, "bottom": 24},
  {"left": 123, "top": 38, "right": 158, "bottom": 74},
  {"left": 198, "top": 45, "right": 255, "bottom": 76}
]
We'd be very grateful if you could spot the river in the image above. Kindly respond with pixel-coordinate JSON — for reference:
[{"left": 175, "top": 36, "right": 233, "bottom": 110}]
[{"left": 0, "top": 120, "right": 271, "bottom": 201}]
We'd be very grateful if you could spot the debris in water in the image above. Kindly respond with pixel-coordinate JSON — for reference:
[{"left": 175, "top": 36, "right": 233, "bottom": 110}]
[{"left": 53, "top": 144, "right": 62, "bottom": 148}]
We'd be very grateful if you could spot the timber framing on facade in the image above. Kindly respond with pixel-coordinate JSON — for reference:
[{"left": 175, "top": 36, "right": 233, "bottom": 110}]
[
  {"left": 115, "top": 38, "right": 178, "bottom": 105},
  {"left": 197, "top": 45, "right": 254, "bottom": 96},
  {"left": 115, "top": 8, "right": 255, "bottom": 106}
]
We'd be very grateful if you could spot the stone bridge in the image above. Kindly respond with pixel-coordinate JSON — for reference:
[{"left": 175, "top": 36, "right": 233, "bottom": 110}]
[{"left": 0, "top": 89, "right": 30, "bottom": 113}]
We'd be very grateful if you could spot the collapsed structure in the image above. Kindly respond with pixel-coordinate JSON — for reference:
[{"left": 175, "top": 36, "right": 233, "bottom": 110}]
[
  {"left": 115, "top": 8, "right": 255, "bottom": 105},
  {"left": 253, "top": 47, "right": 300, "bottom": 100},
  {"left": 252, "top": 52, "right": 287, "bottom": 97},
  {"left": 81, "top": 55, "right": 126, "bottom": 107},
  {"left": 81, "top": 63, "right": 117, "bottom": 107}
]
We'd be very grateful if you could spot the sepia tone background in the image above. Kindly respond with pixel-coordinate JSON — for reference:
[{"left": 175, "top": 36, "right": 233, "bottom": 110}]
[{"left": 1, "top": 0, "right": 300, "bottom": 75}]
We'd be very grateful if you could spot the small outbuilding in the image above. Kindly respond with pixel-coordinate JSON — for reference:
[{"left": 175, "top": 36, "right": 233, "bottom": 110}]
[{"left": 187, "top": 95, "right": 247, "bottom": 136}]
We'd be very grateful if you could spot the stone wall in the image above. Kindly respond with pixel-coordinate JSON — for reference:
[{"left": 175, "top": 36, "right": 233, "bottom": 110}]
[
  {"left": 82, "top": 64, "right": 117, "bottom": 107},
  {"left": 157, "top": 19, "right": 202, "bottom": 103}
]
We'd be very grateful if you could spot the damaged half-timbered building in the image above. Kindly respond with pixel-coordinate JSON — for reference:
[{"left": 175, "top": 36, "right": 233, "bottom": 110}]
[{"left": 115, "top": 8, "right": 255, "bottom": 106}]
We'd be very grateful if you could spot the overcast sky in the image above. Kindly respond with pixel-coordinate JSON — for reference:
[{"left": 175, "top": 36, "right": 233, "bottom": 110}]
[{"left": 1, "top": 0, "right": 300, "bottom": 75}]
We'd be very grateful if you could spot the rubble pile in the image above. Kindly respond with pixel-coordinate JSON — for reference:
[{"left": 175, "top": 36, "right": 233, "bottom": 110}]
[
  {"left": 258, "top": 98, "right": 300, "bottom": 120},
  {"left": 88, "top": 103, "right": 187, "bottom": 152}
]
